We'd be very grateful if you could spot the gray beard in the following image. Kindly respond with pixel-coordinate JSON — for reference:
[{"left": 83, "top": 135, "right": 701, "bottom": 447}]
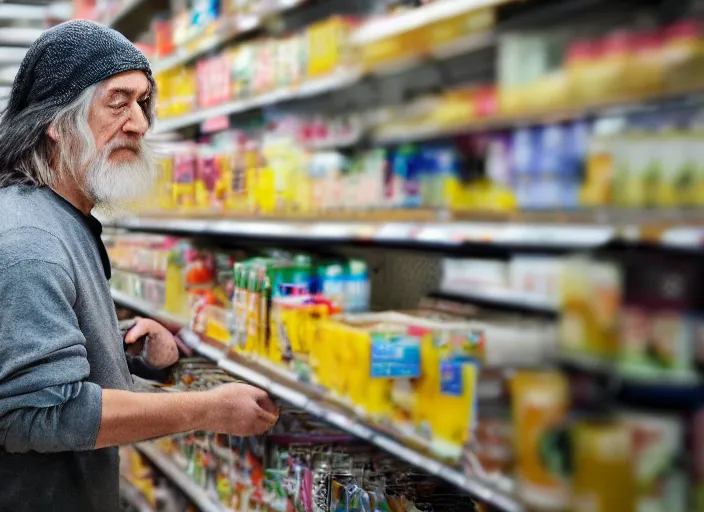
[{"left": 84, "top": 139, "right": 157, "bottom": 215}]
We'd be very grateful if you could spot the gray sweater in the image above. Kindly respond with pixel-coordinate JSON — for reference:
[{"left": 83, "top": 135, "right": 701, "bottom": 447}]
[{"left": 0, "top": 185, "right": 133, "bottom": 512}]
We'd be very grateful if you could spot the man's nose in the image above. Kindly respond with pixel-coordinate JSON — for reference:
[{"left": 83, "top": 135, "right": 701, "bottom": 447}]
[{"left": 122, "top": 101, "right": 149, "bottom": 136}]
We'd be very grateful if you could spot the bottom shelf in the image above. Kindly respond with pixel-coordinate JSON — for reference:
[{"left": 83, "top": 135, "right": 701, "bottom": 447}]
[
  {"left": 134, "top": 442, "right": 226, "bottom": 512},
  {"left": 119, "top": 476, "right": 155, "bottom": 512}
]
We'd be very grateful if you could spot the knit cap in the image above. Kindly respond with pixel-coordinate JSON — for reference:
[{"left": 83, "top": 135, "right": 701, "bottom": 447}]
[{"left": 5, "top": 19, "right": 154, "bottom": 116}]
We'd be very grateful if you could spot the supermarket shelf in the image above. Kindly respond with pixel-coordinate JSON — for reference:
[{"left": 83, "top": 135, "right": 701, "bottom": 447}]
[
  {"left": 135, "top": 443, "right": 227, "bottom": 512},
  {"left": 151, "top": 0, "right": 307, "bottom": 75},
  {"left": 111, "top": 289, "right": 189, "bottom": 327},
  {"left": 119, "top": 476, "right": 154, "bottom": 512},
  {"left": 351, "top": 0, "right": 513, "bottom": 46},
  {"left": 151, "top": 20, "right": 254, "bottom": 75},
  {"left": 107, "top": 216, "right": 617, "bottom": 250},
  {"left": 152, "top": 69, "right": 362, "bottom": 134},
  {"left": 558, "top": 353, "right": 704, "bottom": 410},
  {"left": 373, "top": 88, "right": 704, "bottom": 144},
  {"left": 434, "top": 288, "right": 559, "bottom": 315},
  {"left": 112, "top": 291, "right": 524, "bottom": 512},
  {"left": 106, "top": 214, "right": 704, "bottom": 251}
]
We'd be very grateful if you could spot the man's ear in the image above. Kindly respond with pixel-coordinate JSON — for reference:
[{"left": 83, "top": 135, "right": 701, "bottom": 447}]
[{"left": 47, "top": 123, "right": 58, "bottom": 142}]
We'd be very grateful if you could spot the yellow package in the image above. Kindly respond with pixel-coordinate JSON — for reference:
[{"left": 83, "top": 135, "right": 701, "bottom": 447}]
[
  {"left": 572, "top": 420, "right": 635, "bottom": 512},
  {"left": 316, "top": 315, "right": 404, "bottom": 417},
  {"left": 680, "top": 133, "right": 703, "bottom": 207},
  {"left": 307, "top": 17, "right": 351, "bottom": 77},
  {"left": 511, "top": 371, "right": 571, "bottom": 510},
  {"left": 171, "top": 145, "right": 197, "bottom": 210},
  {"left": 203, "top": 305, "right": 232, "bottom": 347},
  {"left": 695, "top": 132, "right": 704, "bottom": 206},
  {"left": 403, "top": 316, "right": 483, "bottom": 457},
  {"left": 270, "top": 298, "right": 326, "bottom": 367},
  {"left": 164, "top": 259, "right": 190, "bottom": 320},
  {"left": 581, "top": 134, "right": 615, "bottom": 207},
  {"left": 560, "top": 257, "right": 622, "bottom": 360},
  {"left": 359, "top": 30, "right": 423, "bottom": 71},
  {"left": 315, "top": 319, "right": 354, "bottom": 401},
  {"left": 269, "top": 301, "right": 295, "bottom": 364},
  {"left": 154, "top": 72, "right": 171, "bottom": 119},
  {"left": 155, "top": 156, "right": 175, "bottom": 211},
  {"left": 423, "top": 7, "right": 495, "bottom": 50},
  {"left": 431, "top": 358, "right": 478, "bottom": 460},
  {"left": 171, "top": 66, "right": 197, "bottom": 116},
  {"left": 311, "top": 319, "right": 337, "bottom": 390}
]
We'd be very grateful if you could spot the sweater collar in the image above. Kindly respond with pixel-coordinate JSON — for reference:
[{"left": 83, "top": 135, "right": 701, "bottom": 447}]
[{"left": 47, "top": 188, "right": 111, "bottom": 280}]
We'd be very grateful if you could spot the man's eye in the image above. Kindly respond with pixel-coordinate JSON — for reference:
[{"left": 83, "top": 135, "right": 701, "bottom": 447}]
[{"left": 110, "top": 103, "right": 127, "bottom": 110}]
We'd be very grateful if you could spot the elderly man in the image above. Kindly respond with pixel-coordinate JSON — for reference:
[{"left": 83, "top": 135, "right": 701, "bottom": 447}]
[{"left": 0, "top": 20, "right": 278, "bottom": 512}]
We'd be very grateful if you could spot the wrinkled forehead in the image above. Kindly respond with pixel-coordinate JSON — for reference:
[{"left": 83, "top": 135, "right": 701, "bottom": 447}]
[{"left": 97, "top": 71, "right": 152, "bottom": 100}]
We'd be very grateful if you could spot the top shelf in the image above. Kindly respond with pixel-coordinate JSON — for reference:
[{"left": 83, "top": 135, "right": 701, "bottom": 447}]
[{"left": 351, "top": 0, "right": 512, "bottom": 46}]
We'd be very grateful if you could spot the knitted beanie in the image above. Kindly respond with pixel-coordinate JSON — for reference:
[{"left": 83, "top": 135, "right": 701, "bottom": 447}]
[{"left": 6, "top": 19, "right": 154, "bottom": 116}]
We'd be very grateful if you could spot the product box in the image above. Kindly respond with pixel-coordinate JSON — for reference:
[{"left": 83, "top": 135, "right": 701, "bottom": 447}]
[
  {"left": 316, "top": 311, "right": 484, "bottom": 460},
  {"left": 510, "top": 127, "right": 541, "bottom": 209},
  {"left": 511, "top": 371, "right": 571, "bottom": 511},
  {"left": 560, "top": 257, "right": 623, "bottom": 360},
  {"left": 572, "top": 420, "right": 635, "bottom": 512},
  {"left": 620, "top": 412, "right": 688, "bottom": 512},
  {"left": 172, "top": 145, "right": 197, "bottom": 209},
  {"left": 620, "top": 256, "right": 704, "bottom": 380}
]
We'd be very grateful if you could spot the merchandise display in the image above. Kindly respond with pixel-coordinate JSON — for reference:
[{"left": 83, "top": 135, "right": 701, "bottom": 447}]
[
  {"left": 68, "top": 0, "right": 704, "bottom": 511},
  {"left": 148, "top": 129, "right": 521, "bottom": 215},
  {"left": 121, "top": 356, "right": 472, "bottom": 511},
  {"left": 110, "top": 231, "right": 704, "bottom": 512}
]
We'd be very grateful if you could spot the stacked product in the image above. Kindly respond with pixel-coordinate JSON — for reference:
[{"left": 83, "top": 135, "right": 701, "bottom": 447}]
[
  {"left": 146, "top": 130, "right": 519, "bottom": 215},
  {"left": 122, "top": 356, "right": 470, "bottom": 512},
  {"left": 498, "top": 20, "right": 704, "bottom": 114},
  {"left": 155, "top": 16, "right": 357, "bottom": 119},
  {"left": 139, "top": 100, "right": 704, "bottom": 215},
  {"left": 439, "top": 254, "right": 703, "bottom": 511}
]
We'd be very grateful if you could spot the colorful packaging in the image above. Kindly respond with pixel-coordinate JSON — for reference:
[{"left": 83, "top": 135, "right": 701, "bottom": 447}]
[
  {"left": 572, "top": 420, "right": 635, "bottom": 512},
  {"left": 172, "top": 145, "right": 197, "bottom": 209},
  {"left": 560, "top": 257, "right": 622, "bottom": 360},
  {"left": 621, "top": 412, "right": 688, "bottom": 512},
  {"left": 511, "top": 371, "right": 571, "bottom": 510}
]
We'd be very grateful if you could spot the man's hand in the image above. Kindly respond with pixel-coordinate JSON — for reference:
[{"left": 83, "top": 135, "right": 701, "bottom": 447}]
[
  {"left": 204, "top": 383, "right": 279, "bottom": 436},
  {"left": 96, "top": 384, "right": 280, "bottom": 449},
  {"left": 125, "top": 317, "right": 179, "bottom": 369}
]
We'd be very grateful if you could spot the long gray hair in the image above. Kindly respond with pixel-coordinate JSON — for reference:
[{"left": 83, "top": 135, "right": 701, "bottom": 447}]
[{"left": 0, "top": 81, "right": 155, "bottom": 189}]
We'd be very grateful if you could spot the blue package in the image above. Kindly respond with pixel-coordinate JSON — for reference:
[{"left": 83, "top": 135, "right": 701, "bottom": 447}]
[
  {"left": 560, "top": 120, "right": 591, "bottom": 209},
  {"left": 538, "top": 124, "right": 567, "bottom": 210},
  {"left": 511, "top": 127, "right": 541, "bottom": 209},
  {"left": 370, "top": 334, "right": 421, "bottom": 378},
  {"left": 390, "top": 145, "right": 422, "bottom": 208},
  {"left": 440, "top": 359, "right": 464, "bottom": 396}
]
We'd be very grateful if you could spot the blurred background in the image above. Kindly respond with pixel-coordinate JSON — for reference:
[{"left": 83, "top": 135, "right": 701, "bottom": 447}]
[{"left": 3, "top": 0, "right": 704, "bottom": 511}]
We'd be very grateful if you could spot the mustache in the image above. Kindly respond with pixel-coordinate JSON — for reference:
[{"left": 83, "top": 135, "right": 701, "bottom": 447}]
[{"left": 106, "top": 140, "right": 141, "bottom": 153}]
